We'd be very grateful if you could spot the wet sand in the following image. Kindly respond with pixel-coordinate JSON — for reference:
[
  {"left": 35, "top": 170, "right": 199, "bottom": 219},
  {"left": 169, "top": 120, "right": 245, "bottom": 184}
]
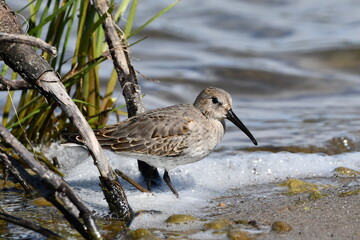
[{"left": 210, "top": 179, "right": 360, "bottom": 240}]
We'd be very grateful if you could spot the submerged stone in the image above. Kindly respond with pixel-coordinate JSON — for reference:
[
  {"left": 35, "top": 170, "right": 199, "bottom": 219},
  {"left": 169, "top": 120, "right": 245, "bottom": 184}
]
[
  {"left": 271, "top": 221, "right": 292, "bottom": 233},
  {"left": 165, "top": 214, "right": 197, "bottom": 224}
]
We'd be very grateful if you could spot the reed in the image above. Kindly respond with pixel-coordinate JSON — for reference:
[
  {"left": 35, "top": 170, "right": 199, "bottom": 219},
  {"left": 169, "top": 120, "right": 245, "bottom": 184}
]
[{"left": 1, "top": 0, "right": 179, "bottom": 147}]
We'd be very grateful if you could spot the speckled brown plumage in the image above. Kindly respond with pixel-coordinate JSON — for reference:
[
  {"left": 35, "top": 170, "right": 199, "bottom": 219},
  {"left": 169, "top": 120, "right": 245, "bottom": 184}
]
[{"left": 64, "top": 87, "right": 258, "bottom": 197}]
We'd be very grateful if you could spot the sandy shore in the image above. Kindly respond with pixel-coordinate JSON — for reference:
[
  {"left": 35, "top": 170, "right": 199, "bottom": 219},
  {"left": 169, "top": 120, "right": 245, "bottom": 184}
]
[{"left": 209, "top": 178, "right": 360, "bottom": 240}]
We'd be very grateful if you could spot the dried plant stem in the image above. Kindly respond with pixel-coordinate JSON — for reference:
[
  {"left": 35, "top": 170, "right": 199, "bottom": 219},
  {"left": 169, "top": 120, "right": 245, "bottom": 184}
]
[
  {"left": 0, "top": 75, "right": 32, "bottom": 90},
  {"left": 0, "top": 125, "right": 101, "bottom": 240},
  {"left": 0, "top": 32, "right": 57, "bottom": 56},
  {"left": 93, "top": 0, "right": 160, "bottom": 186},
  {"left": 0, "top": 0, "right": 132, "bottom": 231}
]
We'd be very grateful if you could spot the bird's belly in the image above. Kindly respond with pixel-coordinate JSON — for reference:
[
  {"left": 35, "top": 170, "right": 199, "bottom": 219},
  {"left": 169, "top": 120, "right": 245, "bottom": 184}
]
[
  {"left": 143, "top": 154, "right": 205, "bottom": 170},
  {"left": 115, "top": 147, "right": 211, "bottom": 171}
]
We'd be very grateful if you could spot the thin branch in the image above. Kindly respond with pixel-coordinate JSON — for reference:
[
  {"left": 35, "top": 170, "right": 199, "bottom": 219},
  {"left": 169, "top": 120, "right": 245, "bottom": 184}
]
[
  {"left": 0, "top": 151, "right": 32, "bottom": 193},
  {"left": 0, "top": 32, "right": 57, "bottom": 56},
  {"left": 0, "top": 1, "right": 132, "bottom": 223},
  {"left": 115, "top": 169, "right": 149, "bottom": 193},
  {"left": 0, "top": 75, "right": 32, "bottom": 90},
  {"left": 0, "top": 125, "right": 102, "bottom": 240},
  {"left": 93, "top": 0, "right": 160, "bottom": 189},
  {"left": 93, "top": 0, "right": 145, "bottom": 116},
  {"left": 0, "top": 211, "right": 63, "bottom": 240},
  {"left": 38, "top": 72, "right": 133, "bottom": 221}
]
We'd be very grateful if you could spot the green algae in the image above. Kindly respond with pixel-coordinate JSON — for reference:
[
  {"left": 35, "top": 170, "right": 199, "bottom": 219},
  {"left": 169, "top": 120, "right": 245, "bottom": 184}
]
[
  {"left": 271, "top": 221, "right": 292, "bottom": 233},
  {"left": 227, "top": 229, "right": 255, "bottom": 240},
  {"left": 334, "top": 167, "right": 360, "bottom": 177},
  {"left": 308, "top": 190, "right": 327, "bottom": 200},
  {"left": 30, "top": 197, "right": 53, "bottom": 207},
  {"left": 338, "top": 189, "right": 360, "bottom": 197},
  {"left": 203, "top": 219, "right": 233, "bottom": 230},
  {"left": 128, "top": 228, "right": 160, "bottom": 240},
  {"left": 0, "top": 179, "right": 23, "bottom": 190},
  {"left": 165, "top": 214, "right": 197, "bottom": 224},
  {"left": 279, "top": 178, "right": 330, "bottom": 199}
]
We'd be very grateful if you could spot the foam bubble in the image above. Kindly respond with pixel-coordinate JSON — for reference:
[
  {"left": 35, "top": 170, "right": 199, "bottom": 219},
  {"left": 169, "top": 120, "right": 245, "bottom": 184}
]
[{"left": 52, "top": 143, "right": 360, "bottom": 229}]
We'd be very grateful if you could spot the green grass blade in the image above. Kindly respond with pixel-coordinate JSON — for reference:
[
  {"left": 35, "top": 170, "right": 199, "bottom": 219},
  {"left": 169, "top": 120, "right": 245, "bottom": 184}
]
[
  {"left": 6, "top": 109, "right": 41, "bottom": 129},
  {"left": 16, "top": 0, "right": 35, "bottom": 14},
  {"left": 129, "top": 36, "right": 148, "bottom": 47},
  {"left": 28, "top": 0, "right": 75, "bottom": 35},
  {"left": 58, "top": 0, "right": 80, "bottom": 73},
  {"left": 72, "top": 99, "right": 97, "bottom": 109},
  {"left": 115, "top": 0, "right": 131, "bottom": 21},
  {"left": 124, "top": 0, "right": 138, "bottom": 37}
]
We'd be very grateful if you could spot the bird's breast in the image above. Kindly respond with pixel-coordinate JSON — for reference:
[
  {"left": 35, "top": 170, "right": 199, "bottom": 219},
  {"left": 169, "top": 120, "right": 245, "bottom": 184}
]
[{"left": 184, "top": 119, "right": 225, "bottom": 159}]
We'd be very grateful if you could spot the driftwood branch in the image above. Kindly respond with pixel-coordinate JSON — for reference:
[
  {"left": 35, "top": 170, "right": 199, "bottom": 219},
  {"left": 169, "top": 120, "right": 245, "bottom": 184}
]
[
  {"left": 93, "top": 0, "right": 160, "bottom": 184},
  {"left": 0, "top": 0, "right": 132, "bottom": 233},
  {"left": 0, "top": 75, "right": 32, "bottom": 90},
  {"left": 38, "top": 72, "right": 133, "bottom": 221},
  {"left": 0, "top": 32, "right": 57, "bottom": 56},
  {"left": 0, "top": 125, "right": 101, "bottom": 240},
  {"left": 93, "top": 0, "right": 145, "bottom": 116}
]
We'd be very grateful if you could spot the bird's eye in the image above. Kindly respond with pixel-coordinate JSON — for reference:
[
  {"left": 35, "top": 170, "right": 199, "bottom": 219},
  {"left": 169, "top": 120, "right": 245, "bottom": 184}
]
[{"left": 211, "top": 97, "right": 219, "bottom": 104}]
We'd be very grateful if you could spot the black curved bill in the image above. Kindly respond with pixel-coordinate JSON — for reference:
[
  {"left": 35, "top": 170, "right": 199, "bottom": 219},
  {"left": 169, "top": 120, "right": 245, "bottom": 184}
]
[{"left": 226, "top": 109, "right": 258, "bottom": 145}]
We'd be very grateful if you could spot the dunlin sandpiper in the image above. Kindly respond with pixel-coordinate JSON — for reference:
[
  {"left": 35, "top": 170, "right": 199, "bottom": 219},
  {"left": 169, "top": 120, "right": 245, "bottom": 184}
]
[{"left": 64, "top": 87, "right": 257, "bottom": 197}]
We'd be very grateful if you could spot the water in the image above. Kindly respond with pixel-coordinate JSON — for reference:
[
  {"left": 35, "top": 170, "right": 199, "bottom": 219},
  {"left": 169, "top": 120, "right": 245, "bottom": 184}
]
[
  {"left": 129, "top": 0, "right": 360, "bottom": 149},
  {"left": 2, "top": 0, "right": 360, "bottom": 238}
]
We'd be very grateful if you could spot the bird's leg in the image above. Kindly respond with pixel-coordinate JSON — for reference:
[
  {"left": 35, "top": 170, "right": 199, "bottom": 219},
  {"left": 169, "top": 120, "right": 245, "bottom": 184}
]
[
  {"left": 138, "top": 161, "right": 160, "bottom": 190},
  {"left": 163, "top": 170, "right": 179, "bottom": 198},
  {"left": 145, "top": 167, "right": 154, "bottom": 191}
]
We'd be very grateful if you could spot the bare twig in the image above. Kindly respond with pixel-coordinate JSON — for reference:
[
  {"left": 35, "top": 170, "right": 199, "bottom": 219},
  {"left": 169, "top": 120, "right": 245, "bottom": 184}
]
[
  {"left": 0, "top": 151, "right": 32, "bottom": 193},
  {"left": 115, "top": 169, "right": 150, "bottom": 193},
  {"left": 0, "top": 125, "right": 102, "bottom": 240},
  {"left": 93, "top": 1, "right": 145, "bottom": 116},
  {"left": 93, "top": 0, "right": 160, "bottom": 187},
  {"left": 0, "top": 32, "right": 57, "bottom": 56},
  {"left": 38, "top": 72, "right": 133, "bottom": 221},
  {"left": 0, "top": 211, "right": 63, "bottom": 240},
  {"left": 0, "top": 75, "right": 32, "bottom": 90},
  {"left": 0, "top": 1, "right": 132, "bottom": 222}
]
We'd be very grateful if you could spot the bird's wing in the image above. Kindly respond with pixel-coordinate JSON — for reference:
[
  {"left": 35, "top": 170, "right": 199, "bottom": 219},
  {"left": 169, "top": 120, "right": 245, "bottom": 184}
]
[{"left": 95, "top": 114, "right": 193, "bottom": 157}]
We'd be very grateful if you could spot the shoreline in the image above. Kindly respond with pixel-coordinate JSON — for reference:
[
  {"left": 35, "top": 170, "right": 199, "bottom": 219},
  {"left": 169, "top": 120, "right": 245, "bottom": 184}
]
[{"left": 208, "top": 178, "right": 360, "bottom": 240}]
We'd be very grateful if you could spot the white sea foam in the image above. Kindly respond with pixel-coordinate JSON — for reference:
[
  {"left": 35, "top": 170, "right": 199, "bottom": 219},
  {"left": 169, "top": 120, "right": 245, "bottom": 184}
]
[{"left": 49, "top": 143, "right": 360, "bottom": 229}]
